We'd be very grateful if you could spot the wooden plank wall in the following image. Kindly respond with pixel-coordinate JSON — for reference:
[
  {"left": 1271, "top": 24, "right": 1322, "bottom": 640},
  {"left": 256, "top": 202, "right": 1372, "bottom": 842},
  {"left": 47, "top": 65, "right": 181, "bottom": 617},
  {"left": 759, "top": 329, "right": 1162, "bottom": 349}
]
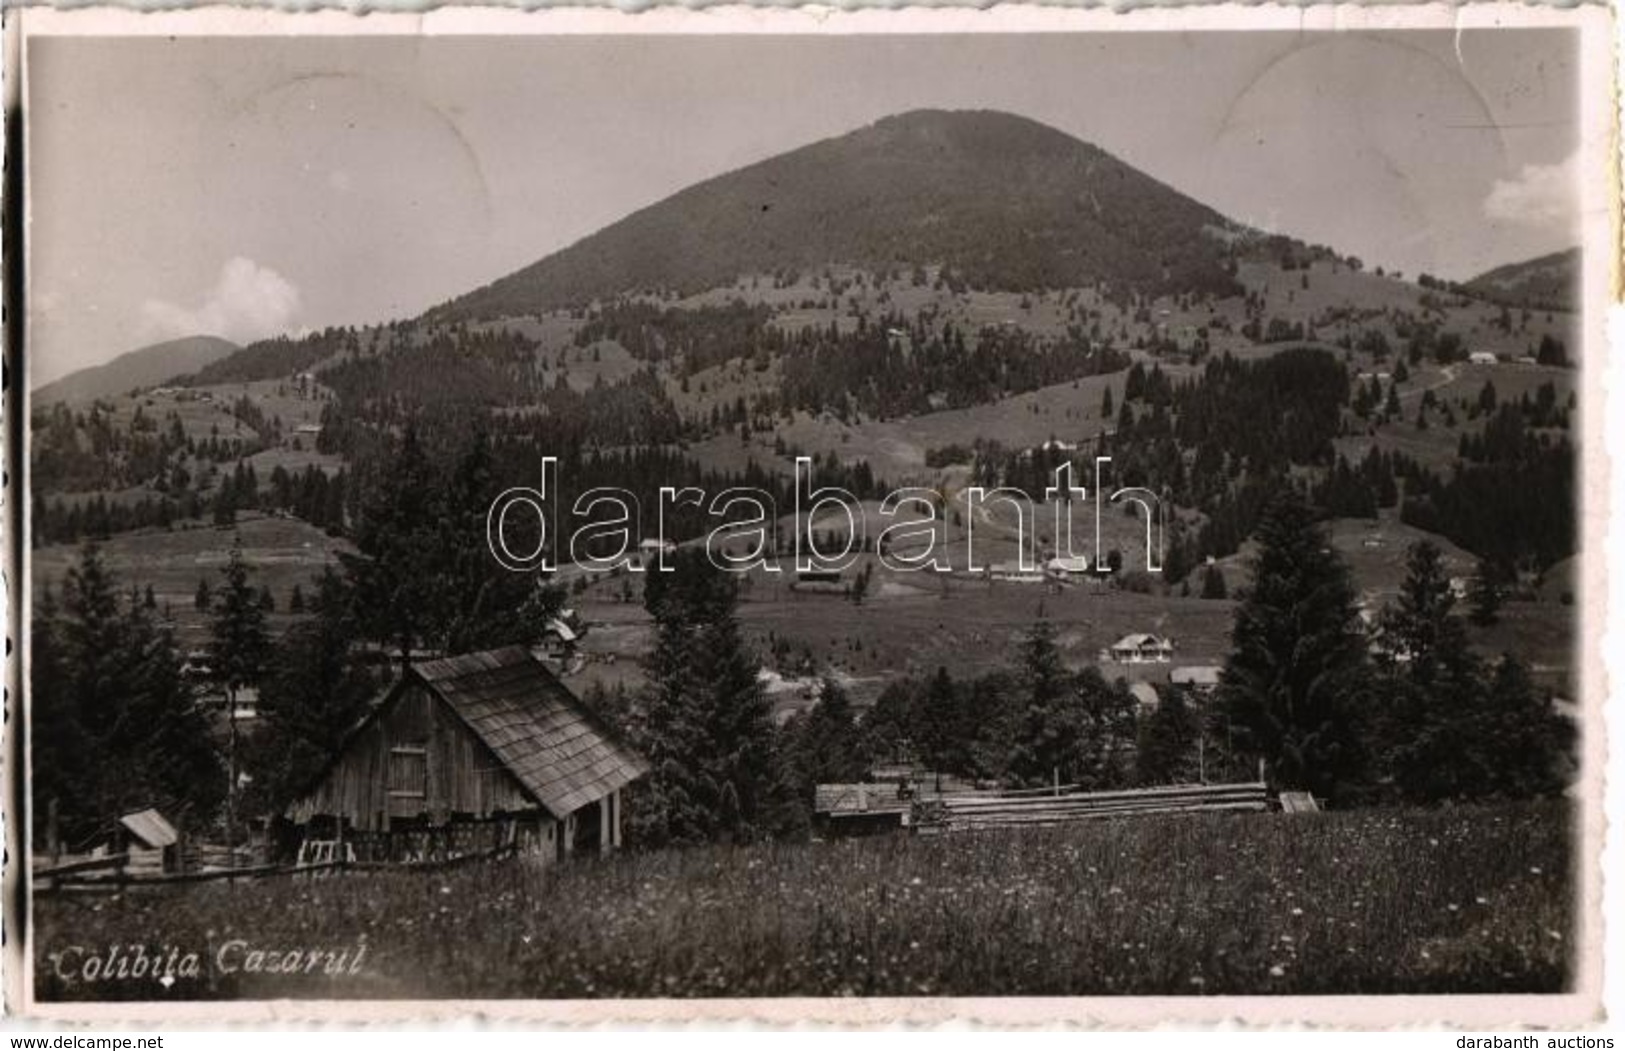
[{"left": 288, "top": 684, "right": 537, "bottom": 830}]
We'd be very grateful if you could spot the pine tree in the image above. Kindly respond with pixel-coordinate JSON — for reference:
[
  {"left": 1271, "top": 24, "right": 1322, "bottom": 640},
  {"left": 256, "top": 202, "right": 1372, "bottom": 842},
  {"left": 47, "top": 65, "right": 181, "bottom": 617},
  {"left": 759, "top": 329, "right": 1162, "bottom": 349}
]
[
  {"left": 1379, "top": 541, "right": 1468, "bottom": 684},
  {"left": 917, "top": 665, "right": 969, "bottom": 781},
  {"left": 345, "top": 426, "right": 561, "bottom": 662},
  {"left": 1136, "top": 685, "right": 1201, "bottom": 785},
  {"left": 440, "top": 429, "right": 562, "bottom": 654},
  {"left": 634, "top": 550, "right": 781, "bottom": 846},
  {"left": 1200, "top": 564, "right": 1228, "bottom": 600},
  {"left": 247, "top": 567, "right": 380, "bottom": 814},
  {"left": 1075, "top": 667, "right": 1139, "bottom": 789},
  {"left": 209, "top": 540, "right": 273, "bottom": 844},
  {"left": 780, "top": 677, "right": 868, "bottom": 830},
  {"left": 857, "top": 679, "right": 920, "bottom": 766},
  {"left": 1479, "top": 653, "right": 1573, "bottom": 798},
  {"left": 34, "top": 544, "right": 224, "bottom": 845},
  {"left": 1217, "top": 490, "right": 1374, "bottom": 802},
  {"left": 343, "top": 424, "right": 446, "bottom": 666},
  {"left": 1378, "top": 541, "right": 1496, "bottom": 802},
  {"left": 211, "top": 542, "right": 272, "bottom": 695},
  {"left": 30, "top": 584, "right": 89, "bottom": 849},
  {"left": 1007, "top": 618, "right": 1085, "bottom": 787}
]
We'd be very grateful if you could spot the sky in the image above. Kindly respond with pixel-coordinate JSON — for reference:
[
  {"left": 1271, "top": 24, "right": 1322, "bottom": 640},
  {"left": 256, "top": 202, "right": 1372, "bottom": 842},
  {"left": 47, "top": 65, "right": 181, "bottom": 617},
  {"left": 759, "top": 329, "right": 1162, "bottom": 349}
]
[{"left": 26, "top": 29, "right": 1581, "bottom": 388}]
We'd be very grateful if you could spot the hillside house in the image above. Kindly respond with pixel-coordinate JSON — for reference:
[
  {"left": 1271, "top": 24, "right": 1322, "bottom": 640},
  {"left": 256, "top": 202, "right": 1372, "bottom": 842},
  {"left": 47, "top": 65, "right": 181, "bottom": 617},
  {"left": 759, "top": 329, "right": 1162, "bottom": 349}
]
[
  {"left": 1105, "top": 633, "right": 1175, "bottom": 663},
  {"left": 286, "top": 646, "right": 647, "bottom": 864},
  {"left": 989, "top": 561, "right": 1045, "bottom": 584},
  {"left": 1044, "top": 555, "right": 1091, "bottom": 581},
  {"left": 538, "top": 608, "right": 587, "bottom": 662},
  {"left": 1468, "top": 351, "right": 1500, "bottom": 366}
]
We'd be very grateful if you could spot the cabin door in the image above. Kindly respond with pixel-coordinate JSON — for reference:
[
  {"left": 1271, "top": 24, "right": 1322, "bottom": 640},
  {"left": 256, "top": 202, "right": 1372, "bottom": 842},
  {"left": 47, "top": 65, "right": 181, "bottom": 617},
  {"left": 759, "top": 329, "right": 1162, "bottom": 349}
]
[{"left": 571, "top": 800, "right": 603, "bottom": 855}]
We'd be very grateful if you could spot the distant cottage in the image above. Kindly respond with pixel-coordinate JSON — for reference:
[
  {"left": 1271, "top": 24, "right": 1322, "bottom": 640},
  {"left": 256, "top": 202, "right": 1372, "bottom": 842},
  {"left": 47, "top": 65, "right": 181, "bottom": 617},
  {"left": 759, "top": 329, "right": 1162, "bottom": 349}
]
[
  {"left": 988, "top": 561, "right": 1045, "bottom": 584},
  {"left": 1104, "top": 633, "right": 1175, "bottom": 663},
  {"left": 286, "top": 646, "right": 647, "bottom": 864},
  {"left": 1043, "top": 555, "right": 1092, "bottom": 581}
]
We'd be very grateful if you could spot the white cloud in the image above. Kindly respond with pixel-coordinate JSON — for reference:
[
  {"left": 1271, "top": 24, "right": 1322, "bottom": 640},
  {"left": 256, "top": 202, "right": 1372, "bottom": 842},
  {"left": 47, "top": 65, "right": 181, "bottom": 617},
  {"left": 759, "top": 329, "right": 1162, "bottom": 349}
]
[
  {"left": 140, "top": 257, "right": 301, "bottom": 344},
  {"left": 1484, "top": 153, "right": 1579, "bottom": 227}
]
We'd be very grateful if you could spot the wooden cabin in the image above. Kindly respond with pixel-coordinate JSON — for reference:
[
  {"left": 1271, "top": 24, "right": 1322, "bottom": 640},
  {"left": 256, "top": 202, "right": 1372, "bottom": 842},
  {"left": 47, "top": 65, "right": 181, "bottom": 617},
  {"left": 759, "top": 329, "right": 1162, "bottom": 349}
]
[{"left": 285, "top": 646, "right": 648, "bottom": 865}]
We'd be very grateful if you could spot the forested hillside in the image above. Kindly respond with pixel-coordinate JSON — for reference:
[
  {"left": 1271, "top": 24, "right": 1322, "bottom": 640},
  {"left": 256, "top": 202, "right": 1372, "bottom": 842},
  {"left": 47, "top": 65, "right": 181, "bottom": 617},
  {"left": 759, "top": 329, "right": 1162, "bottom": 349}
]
[{"left": 428, "top": 109, "right": 1249, "bottom": 321}]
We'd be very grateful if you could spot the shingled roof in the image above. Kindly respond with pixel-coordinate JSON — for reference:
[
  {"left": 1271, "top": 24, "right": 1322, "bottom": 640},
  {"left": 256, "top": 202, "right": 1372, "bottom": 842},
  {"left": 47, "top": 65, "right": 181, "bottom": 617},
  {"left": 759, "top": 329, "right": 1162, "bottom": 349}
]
[{"left": 411, "top": 646, "right": 648, "bottom": 819}]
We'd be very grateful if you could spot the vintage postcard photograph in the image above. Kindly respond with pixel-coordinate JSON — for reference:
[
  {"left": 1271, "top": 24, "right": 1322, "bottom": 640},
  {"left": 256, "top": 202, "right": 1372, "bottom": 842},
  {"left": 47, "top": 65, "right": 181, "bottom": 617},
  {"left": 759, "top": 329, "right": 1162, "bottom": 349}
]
[{"left": 7, "top": 6, "right": 1612, "bottom": 1025}]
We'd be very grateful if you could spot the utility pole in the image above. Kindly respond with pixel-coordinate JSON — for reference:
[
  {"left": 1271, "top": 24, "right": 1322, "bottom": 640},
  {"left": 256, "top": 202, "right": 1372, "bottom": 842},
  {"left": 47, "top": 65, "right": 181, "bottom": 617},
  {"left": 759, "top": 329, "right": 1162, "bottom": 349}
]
[{"left": 225, "top": 682, "right": 238, "bottom": 869}]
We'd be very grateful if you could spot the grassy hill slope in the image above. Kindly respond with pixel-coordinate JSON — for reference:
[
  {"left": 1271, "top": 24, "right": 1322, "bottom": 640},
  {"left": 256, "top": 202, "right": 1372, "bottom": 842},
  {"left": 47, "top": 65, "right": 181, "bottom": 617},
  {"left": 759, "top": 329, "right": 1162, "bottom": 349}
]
[
  {"left": 1462, "top": 248, "right": 1579, "bottom": 313},
  {"left": 34, "top": 335, "right": 239, "bottom": 405}
]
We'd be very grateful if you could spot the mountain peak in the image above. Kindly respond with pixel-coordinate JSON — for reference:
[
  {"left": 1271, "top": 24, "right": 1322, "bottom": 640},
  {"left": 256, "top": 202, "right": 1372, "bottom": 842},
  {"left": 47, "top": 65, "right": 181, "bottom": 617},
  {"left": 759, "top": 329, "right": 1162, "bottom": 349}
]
[
  {"left": 429, "top": 109, "right": 1238, "bottom": 322},
  {"left": 33, "top": 334, "right": 240, "bottom": 406},
  {"left": 866, "top": 108, "right": 1105, "bottom": 153}
]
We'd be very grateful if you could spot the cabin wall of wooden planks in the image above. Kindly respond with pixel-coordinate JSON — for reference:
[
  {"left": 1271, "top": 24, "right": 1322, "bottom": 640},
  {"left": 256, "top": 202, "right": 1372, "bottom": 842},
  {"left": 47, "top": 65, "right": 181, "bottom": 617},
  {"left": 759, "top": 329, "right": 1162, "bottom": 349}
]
[{"left": 288, "top": 683, "right": 540, "bottom": 831}]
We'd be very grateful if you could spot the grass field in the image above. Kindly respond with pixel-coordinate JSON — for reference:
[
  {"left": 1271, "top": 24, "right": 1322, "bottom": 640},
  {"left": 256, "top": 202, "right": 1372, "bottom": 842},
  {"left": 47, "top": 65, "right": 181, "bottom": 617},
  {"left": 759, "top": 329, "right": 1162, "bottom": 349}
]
[
  {"left": 33, "top": 800, "right": 1572, "bottom": 1001},
  {"left": 31, "top": 513, "right": 354, "bottom": 650}
]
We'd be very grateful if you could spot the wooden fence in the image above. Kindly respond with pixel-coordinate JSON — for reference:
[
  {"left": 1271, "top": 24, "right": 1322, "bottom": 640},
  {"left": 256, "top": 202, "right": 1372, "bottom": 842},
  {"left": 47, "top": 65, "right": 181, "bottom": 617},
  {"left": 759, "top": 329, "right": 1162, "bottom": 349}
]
[
  {"left": 32, "top": 841, "right": 522, "bottom": 895},
  {"left": 912, "top": 781, "right": 1272, "bottom": 834}
]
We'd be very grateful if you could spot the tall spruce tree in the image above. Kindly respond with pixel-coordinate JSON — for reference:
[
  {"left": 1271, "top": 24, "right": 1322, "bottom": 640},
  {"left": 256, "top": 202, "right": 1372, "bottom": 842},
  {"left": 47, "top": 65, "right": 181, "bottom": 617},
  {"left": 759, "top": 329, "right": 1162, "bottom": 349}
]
[
  {"left": 1380, "top": 543, "right": 1573, "bottom": 803},
  {"left": 1379, "top": 541, "right": 1469, "bottom": 685},
  {"left": 1379, "top": 541, "right": 1489, "bottom": 802},
  {"left": 1218, "top": 490, "right": 1375, "bottom": 802},
  {"left": 917, "top": 665, "right": 972, "bottom": 782},
  {"left": 1479, "top": 653, "right": 1573, "bottom": 798},
  {"left": 1137, "top": 685, "right": 1202, "bottom": 785},
  {"left": 779, "top": 677, "right": 868, "bottom": 833},
  {"left": 1007, "top": 618, "right": 1087, "bottom": 787},
  {"left": 634, "top": 550, "right": 781, "bottom": 846},
  {"left": 209, "top": 540, "right": 273, "bottom": 843},
  {"left": 440, "top": 429, "right": 562, "bottom": 654},
  {"left": 344, "top": 424, "right": 445, "bottom": 666},
  {"left": 345, "top": 425, "right": 560, "bottom": 663}
]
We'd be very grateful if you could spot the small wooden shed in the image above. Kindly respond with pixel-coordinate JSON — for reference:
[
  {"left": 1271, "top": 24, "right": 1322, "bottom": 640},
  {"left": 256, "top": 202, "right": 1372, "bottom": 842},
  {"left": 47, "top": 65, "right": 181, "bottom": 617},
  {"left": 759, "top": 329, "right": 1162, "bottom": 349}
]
[
  {"left": 117, "top": 808, "right": 181, "bottom": 876},
  {"left": 286, "top": 646, "right": 648, "bottom": 864}
]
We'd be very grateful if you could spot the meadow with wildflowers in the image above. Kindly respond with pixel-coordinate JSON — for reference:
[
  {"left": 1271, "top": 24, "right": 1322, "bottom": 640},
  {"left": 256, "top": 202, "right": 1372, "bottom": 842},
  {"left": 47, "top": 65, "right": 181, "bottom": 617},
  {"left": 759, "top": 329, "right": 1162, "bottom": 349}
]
[{"left": 34, "top": 800, "right": 1571, "bottom": 1001}]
